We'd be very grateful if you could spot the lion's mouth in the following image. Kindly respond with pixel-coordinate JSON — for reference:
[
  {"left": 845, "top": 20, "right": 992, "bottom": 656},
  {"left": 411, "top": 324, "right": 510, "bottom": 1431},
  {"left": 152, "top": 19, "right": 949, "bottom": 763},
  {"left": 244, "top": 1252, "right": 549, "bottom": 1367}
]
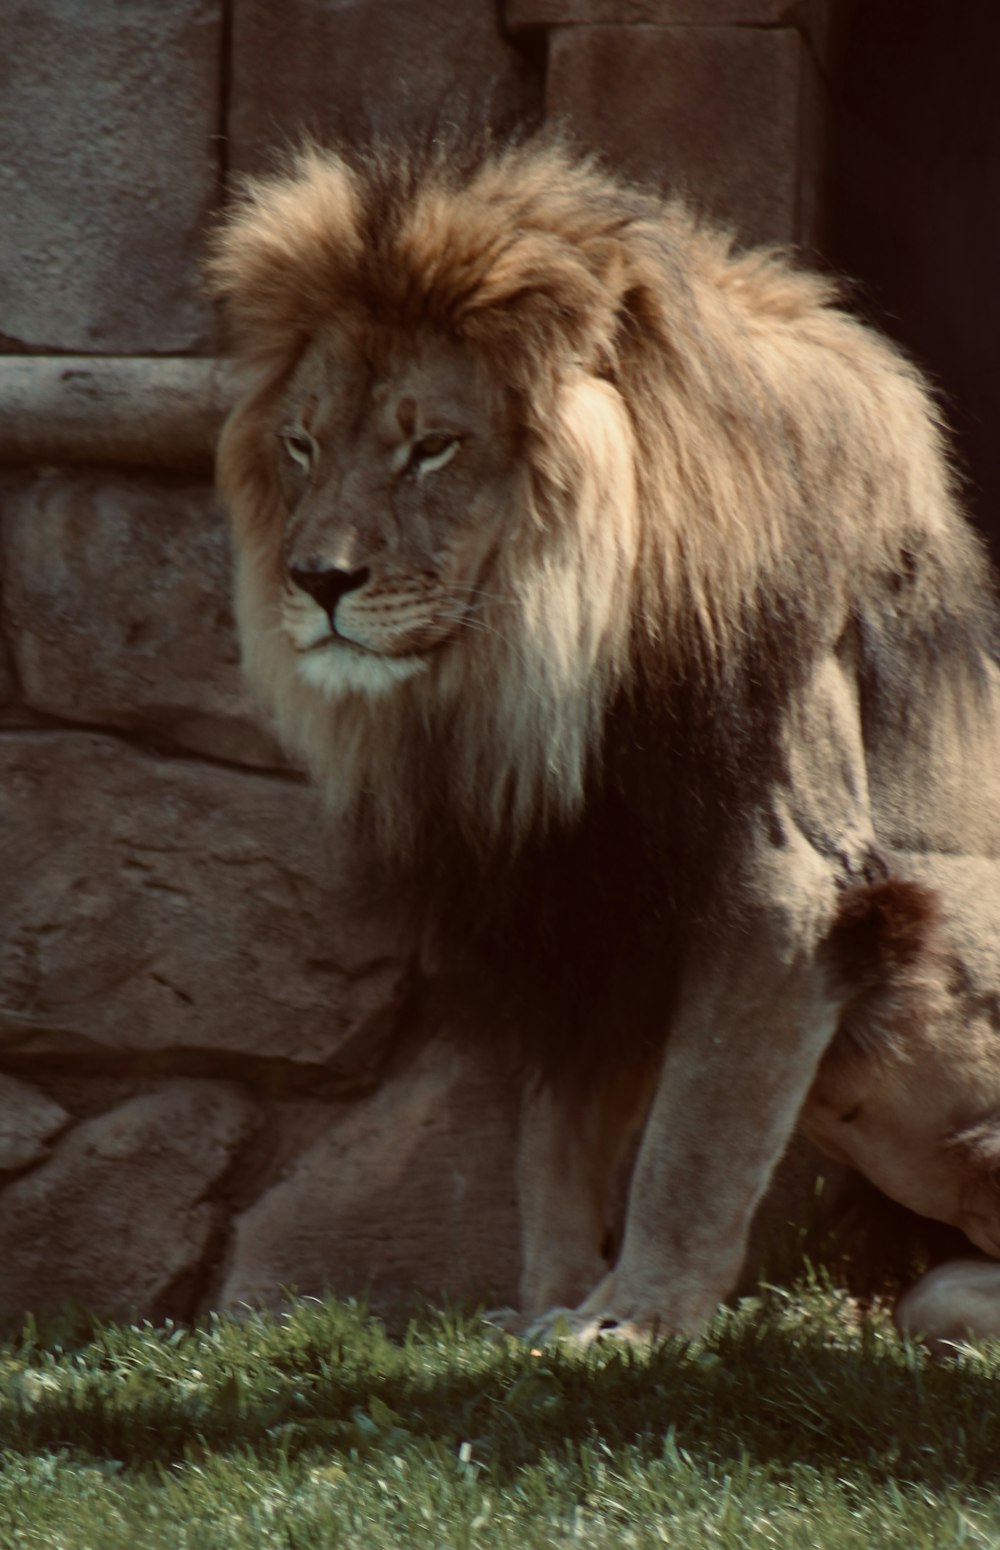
[
  {"left": 297, "top": 631, "right": 377, "bottom": 658},
  {"left": 293, "top": 627, "right": 431, "bottom": 698},
  {"left": 294, "top": 628, "right": 441, "bottom": 667}
]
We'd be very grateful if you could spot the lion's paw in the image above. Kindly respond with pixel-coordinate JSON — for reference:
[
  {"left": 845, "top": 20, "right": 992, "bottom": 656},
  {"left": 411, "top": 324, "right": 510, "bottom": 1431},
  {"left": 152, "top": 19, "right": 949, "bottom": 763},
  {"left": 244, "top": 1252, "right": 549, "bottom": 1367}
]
[
  {"left": 491, "top": 1306, "right": 661, "bottom": 1348},
  {"left": 479, "top": 1306, "right": 529, "bottom": 1339},
  {"left": 479, "top": 1305, "right": 587, "bottom": 1343}
]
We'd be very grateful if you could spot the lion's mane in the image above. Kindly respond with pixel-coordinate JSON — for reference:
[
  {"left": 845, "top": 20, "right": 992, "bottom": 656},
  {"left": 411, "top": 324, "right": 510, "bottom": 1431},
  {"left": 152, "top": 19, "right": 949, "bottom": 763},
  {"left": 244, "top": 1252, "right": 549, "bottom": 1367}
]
[
  {"left": 209, "top": 138, "right": 993, "bottom": 868},
  {"left": 209, "top": 141, "right": 1000, "bottom": 1326}
]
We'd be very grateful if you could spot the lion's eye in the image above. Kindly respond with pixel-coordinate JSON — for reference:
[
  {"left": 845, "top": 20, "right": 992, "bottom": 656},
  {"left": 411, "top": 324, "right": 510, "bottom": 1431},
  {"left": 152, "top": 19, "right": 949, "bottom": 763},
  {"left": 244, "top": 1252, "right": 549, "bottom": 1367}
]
[
  {"left": 281, "top": 427, "right": 317, "bottom": 474},
  {"left": 410, "top": 433, "right": 460, "bottom": 474}
]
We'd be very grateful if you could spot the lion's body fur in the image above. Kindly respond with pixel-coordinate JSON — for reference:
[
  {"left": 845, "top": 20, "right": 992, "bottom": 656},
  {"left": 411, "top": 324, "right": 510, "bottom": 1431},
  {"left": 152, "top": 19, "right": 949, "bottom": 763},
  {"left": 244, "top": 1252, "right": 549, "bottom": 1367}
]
[{"left": 211, "top": 137, "right": 1000, "bottom": 1334}]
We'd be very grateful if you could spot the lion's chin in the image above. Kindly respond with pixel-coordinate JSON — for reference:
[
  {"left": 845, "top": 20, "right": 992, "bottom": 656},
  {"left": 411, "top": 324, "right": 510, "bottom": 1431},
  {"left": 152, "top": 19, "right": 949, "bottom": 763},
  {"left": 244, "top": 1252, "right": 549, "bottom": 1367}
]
[{"left": 296, "top": 639, "right": 428, "bottom": 699}]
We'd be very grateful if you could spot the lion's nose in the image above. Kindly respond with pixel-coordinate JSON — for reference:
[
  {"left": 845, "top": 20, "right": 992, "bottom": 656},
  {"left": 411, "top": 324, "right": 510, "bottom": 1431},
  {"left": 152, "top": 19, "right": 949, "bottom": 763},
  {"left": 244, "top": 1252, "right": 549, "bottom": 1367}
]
[{"left": 288, "top": 562, "right": 371, "bottom": 623}]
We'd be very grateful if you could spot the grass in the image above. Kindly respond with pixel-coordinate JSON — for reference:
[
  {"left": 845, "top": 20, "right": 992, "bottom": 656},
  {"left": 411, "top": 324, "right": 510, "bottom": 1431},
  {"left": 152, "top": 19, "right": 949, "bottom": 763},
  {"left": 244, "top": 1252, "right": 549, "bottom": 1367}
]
[{"left": 1, "top": 1281, "right": 999, "bottom": 1549}]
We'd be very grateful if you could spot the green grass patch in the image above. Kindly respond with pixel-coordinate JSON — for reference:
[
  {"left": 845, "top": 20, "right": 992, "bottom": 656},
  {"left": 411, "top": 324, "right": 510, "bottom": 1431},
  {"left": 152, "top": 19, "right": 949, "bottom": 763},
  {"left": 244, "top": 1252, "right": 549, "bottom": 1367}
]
[{"left": 1, "top": 1281, "right": 998, "bottom": 1548}]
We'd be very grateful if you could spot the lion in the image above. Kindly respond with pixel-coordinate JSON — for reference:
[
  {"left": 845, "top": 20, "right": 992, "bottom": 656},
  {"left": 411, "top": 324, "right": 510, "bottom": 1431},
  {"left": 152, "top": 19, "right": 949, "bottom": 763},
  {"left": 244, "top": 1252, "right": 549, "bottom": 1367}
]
[
  {"left": 793, "top": 859, "right": 1000, "bottom": 1347},
  {"left": 802, "top": 862, "right": 1000, "bottom": 1258},
  {"left": 208, "top": 135, "right": 1000, "bottom": 1342},
  {"left": 803, "top": 857, "right": 1000, "bottom": 1234}
]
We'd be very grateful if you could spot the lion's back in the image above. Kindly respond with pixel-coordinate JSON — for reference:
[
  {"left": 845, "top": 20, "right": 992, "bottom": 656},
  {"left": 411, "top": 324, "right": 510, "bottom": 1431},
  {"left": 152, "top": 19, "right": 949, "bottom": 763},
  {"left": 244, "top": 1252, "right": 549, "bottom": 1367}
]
[{"left": 686, "top": 220, "right": 1000, "bottom": 863}]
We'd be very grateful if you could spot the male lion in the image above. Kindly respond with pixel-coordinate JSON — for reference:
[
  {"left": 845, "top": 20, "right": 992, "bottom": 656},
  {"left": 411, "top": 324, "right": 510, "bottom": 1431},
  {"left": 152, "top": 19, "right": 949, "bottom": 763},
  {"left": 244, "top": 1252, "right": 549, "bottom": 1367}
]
[{"left": 209, "top": 137, "right": 1000, "bottom": 1341}]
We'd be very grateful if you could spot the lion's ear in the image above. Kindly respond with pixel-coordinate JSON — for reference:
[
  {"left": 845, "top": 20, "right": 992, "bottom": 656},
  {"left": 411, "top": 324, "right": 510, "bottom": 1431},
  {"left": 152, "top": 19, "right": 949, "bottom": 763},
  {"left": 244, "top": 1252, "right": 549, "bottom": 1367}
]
[
  {"left": 826, "top": 878, "right": 939, "bottom": 989},
  {"left": 206, "top": 148, "right": 364, "bottom": 366},
  {"left": 821, "top": 876, "right": 941, "bottom": 1071}
]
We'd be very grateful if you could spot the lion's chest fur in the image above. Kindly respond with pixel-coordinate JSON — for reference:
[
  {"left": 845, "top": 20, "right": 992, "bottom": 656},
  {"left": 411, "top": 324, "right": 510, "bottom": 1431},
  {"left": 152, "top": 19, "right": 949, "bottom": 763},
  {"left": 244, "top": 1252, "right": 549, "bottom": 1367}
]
[{"left": 391, "top": 678, "right": 786, "bottom": 1076}]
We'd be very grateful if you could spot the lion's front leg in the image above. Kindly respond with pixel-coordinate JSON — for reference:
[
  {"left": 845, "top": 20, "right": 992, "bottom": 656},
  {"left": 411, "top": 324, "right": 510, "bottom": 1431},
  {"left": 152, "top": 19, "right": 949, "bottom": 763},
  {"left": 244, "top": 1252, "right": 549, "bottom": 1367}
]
[
  {"left": 517, "top": 653, "right": 880, "bottom": 1343},
  {"left": 527, "top": 839, "right": 850, "bottom": 1344},
  {"left": 586, "top": 961, "right": 839, "bottom": 1338},
  {"left": 530, "top": 969, "right": 841, "bottom": 1341},
  {"left": 516, "top": 1083, "right": 609, "bottom": 1318},
  {"left": 515, "top": 1060, "right": 658, "bottom": 1320}
]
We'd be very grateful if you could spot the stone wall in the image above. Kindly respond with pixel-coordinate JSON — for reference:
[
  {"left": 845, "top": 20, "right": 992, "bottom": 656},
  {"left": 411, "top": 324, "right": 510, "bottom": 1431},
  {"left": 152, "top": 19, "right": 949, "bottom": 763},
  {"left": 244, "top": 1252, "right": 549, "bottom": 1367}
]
[{"left": 0, "top": 0, "right": 832, "bottom": 1326}]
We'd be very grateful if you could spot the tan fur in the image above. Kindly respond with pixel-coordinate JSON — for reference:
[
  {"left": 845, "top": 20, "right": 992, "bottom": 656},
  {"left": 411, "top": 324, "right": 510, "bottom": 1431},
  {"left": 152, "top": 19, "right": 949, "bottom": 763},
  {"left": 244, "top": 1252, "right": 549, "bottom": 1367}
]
[
  {"left": 802, "top": 856, "right": 1000, "bottom": 1259},
  {"left": 896, "top": 1259, "right": 1000, "bottom": 1352},
  {"left": 210, "top": 138, "right": 1000, "bottom": 1340}
]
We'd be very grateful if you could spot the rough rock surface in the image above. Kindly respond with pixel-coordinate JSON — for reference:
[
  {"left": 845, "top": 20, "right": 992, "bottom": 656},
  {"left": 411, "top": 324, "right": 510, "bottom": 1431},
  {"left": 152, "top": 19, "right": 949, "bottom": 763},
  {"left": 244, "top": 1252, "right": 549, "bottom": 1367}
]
[
  {"left": 219, "top": 1036, "right": 521, "bottom": 1313},
  {"left": 0, "top": 0, "right": 219, "bottom": 353},
  {"left": 0, "top": 732, "right": 412, "bottom": 1072},
  {"left": 0, "top": 1076, "right": 70, "bottom": 1173},
  {"left": 505, "top": 0, "right": 835, "bottom": 63},
  {"left": 0, "top": 357, "right": 231, "bottom": 468},
  {"left": 0, "top": 1082, "right": 258, "bottom": 1325},
  {"left": 546, "top": 24, "right": 821, "bottom": 245},
  {"left": 508, "top": 0, "right": 797, "bottom": 20},
  {"left": 0, "top": 535, "right": 13, "bottom": 706},
  {"left": 228, "top": 0, "right": 544, "bottom": 176},
  {"left": 2, "top": 471, "right": 281, "bottom": 767}
]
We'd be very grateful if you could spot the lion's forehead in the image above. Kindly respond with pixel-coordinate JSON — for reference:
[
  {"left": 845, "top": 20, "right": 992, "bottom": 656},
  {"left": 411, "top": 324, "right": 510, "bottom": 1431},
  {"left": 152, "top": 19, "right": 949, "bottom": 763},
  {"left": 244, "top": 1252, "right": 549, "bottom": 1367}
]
[{"left": 284, "top": 331, "right": 500, "bottom": 451}]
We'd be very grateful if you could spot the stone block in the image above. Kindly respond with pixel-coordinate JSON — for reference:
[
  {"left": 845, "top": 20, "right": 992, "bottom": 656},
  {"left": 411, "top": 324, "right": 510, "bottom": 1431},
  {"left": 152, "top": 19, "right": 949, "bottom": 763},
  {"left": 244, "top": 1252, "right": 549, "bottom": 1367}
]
[
  {"left": 228, "top": 0, "right": 543, "bottom": 177},
  {"left": 546, "top": 24, "right": 822, "bottom": 246},
  {"left": 508, "top": 0, "right": 791, "bottom": 22},
  {"left": 0, "top": 1082, "right": 257, "bottom": 1324},
  {"left": 0, "top": 538, "right": 13, "bottom": 708},
  {"left": 0, "top": 732, "right": 412, "bottom": 1071},
  {"left": 0, "top": 0, "right": 220, "bottom": 353},
  {"left": 0, "top": 358, "right": 231, "bottom": 470},
  {"left": 0, "top": 647, "right": 13, "bottom": 708},
  {"left": 505, "top": 1, "right": 836, "bottom": 63},
  {"left": 219, "top": 1037, "right": 520, "bottom": 1313},
  {"left": 1, "top": 470, "right": 280, "bottom": 766},
  {"left": 0, "top": 1077, "right": 69, "bottom": 1173}
]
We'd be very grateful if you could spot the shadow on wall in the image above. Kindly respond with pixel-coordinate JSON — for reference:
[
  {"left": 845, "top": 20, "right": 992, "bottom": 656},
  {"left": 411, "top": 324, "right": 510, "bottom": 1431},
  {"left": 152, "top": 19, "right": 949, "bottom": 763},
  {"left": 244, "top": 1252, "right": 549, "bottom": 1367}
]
[
  {"left": 824, "top": 0, "right": 998, "bottom": 561},
  {"left": 825, "top": 0, "right": 1000, "bottom": 560}
]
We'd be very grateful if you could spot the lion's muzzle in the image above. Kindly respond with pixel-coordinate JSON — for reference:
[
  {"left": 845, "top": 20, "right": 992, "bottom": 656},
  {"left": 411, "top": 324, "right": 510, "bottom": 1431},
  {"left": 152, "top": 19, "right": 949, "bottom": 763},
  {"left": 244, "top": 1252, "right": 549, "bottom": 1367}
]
[{"left": 287, "top": 559, "right": 371, "bottom": 635}]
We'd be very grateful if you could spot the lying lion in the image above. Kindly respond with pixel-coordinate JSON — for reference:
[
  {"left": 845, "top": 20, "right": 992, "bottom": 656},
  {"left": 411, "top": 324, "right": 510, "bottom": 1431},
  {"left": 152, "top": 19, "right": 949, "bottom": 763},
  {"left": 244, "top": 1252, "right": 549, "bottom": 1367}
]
[
  {"left": 803, "top": 859, "right": 1000, "bottom": 1260},
  {"left": 209, "top": 135, "right": 1000, "bottom": 1343},
  {"left": 799, "top": 857, "right": 1000, "bottom": 1349}
]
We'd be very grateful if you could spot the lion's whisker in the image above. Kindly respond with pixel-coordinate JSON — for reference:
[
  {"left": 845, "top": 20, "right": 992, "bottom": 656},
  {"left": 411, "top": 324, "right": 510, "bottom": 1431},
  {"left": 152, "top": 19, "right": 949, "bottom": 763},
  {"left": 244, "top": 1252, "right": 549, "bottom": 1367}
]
[{"left": 447, "top": 586, "right": 516, "bottom": 608}]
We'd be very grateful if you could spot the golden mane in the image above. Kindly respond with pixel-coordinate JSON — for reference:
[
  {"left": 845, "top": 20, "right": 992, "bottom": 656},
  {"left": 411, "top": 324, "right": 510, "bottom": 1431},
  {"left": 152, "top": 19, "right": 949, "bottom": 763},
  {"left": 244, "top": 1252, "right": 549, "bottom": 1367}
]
[{"left": 209, "top": 139, "right": 971, "bottom": 850}]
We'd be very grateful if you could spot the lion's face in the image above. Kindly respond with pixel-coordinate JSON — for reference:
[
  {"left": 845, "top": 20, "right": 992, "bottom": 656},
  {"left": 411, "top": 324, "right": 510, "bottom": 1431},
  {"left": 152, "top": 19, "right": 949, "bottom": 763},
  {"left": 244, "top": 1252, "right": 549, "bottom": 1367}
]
[
  {"left": 270, "top": 329, "right": 518, "bottom": 698},
  {"left": 802, "top": 1042, "right": 1000, "bottom": 1257}
]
